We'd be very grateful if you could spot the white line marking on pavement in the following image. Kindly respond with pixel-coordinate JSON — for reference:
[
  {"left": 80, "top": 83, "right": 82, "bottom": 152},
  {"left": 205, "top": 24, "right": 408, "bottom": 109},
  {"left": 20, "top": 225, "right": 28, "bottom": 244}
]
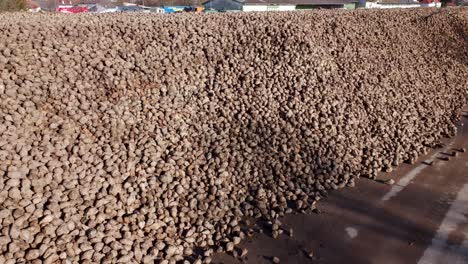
[
  {"left": 381, "top": 163, "right": 431, "bottom": 202},
  {"left": 345, "top": 227, "right": 358, "bottom": 239},
  {"left": 418, "top": 183, "right": 468, "bottom": 264},
  {"left": 381, "top": 141, "right": 454, "bottom": 202}
]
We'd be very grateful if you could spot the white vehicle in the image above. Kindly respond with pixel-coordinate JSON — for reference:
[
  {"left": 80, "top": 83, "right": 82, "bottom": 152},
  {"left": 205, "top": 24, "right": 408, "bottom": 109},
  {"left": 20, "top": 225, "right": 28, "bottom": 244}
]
[{"left": 99, "top": 7, "right": 119, "bottom": 13}]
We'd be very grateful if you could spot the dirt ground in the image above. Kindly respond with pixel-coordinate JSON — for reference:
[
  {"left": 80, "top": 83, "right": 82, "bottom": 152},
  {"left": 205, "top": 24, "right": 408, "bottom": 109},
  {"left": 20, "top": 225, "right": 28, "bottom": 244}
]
[{"left": 212, "top": 106, "right": 468, "bottom": 264}]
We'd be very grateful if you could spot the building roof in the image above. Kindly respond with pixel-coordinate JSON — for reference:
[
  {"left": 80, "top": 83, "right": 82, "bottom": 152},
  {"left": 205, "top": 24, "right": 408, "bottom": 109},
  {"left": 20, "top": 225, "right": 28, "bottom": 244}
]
[
  {"left": 242, "top": 0, "right": 356, "bottom": 4},
  {"left": 27, "top": 0, "right": 40, "bottom": 8},
  {"left": 204, "top": 0, "right": 357, "bottom": 5},
  {"left": 378, "top": 0, "right": 420, "bottom": 3}
]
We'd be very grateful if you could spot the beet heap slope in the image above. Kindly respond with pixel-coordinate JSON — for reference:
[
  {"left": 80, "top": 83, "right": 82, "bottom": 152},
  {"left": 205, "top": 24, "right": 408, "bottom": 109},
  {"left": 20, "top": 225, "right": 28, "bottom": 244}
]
[{"left": 0, "top": 8, "right": 467, "bottom": 264}]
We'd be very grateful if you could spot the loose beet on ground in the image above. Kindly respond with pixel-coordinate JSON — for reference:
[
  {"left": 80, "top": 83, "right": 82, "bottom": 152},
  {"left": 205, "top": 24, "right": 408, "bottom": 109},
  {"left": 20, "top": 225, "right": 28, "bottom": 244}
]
[{"left": 0, "top": 8, "right": 467, "bottom": 264}]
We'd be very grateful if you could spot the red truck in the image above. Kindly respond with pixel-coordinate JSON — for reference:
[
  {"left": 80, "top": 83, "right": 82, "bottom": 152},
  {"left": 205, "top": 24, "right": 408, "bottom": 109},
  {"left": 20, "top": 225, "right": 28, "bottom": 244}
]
[{"left": 56, "top": 5, "right": 88, "bottom": 13}]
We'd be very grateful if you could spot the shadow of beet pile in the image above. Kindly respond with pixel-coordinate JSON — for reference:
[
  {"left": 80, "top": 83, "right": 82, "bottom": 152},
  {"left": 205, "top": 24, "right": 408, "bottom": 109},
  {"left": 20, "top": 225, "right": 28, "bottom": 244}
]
[{"left": 0, "top": 8, "right": 467, "bottom": 264}]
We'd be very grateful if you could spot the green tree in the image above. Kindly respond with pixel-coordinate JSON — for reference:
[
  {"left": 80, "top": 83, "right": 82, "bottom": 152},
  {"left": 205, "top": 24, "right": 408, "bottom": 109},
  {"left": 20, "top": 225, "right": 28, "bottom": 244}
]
[{"left": 0, "top": 0, "right": 28, "bottom": 11}]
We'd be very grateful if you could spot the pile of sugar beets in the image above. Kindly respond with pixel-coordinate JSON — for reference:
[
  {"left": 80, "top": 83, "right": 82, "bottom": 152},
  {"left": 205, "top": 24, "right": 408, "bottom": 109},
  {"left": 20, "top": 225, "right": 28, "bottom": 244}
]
[{"left": 0, "top": 8, "right": 467, "bottom": 264}]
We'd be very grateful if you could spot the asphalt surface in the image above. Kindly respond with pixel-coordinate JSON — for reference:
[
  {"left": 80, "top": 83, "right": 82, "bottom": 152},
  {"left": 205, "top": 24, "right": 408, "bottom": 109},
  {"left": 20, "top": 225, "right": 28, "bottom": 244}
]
[{"left": 212, "top": 107, "right": 468, "bottom": 264}]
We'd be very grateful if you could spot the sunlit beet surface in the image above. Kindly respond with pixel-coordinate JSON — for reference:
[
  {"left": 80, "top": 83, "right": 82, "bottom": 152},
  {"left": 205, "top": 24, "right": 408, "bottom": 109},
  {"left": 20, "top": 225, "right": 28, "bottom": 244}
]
[{"left": 0, "top": 8, "right": 467, "bottom": 263}]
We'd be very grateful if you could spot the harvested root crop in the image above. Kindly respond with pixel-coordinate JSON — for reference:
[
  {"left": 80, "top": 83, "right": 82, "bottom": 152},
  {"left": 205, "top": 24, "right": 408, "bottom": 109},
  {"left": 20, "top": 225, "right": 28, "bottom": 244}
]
[{"left": 0, "top": 8, "right": 467, "bottom": 263}]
